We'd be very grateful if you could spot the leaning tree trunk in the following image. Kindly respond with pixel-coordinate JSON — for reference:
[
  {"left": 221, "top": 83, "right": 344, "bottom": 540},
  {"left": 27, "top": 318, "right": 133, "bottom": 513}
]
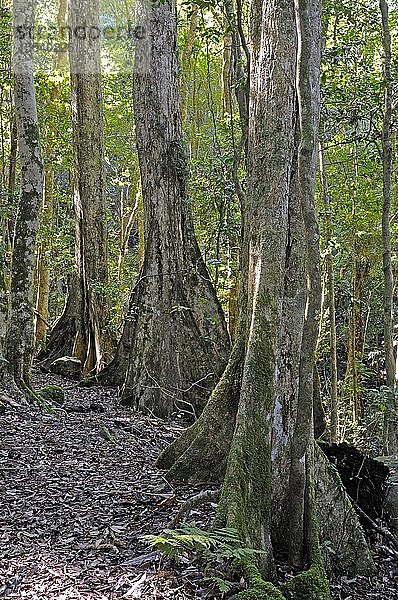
[
  {"left": 40, "top": 0, "right": 113, "bottom": 373},
  {"left": 4, "top": 0, "right": 43, "bottom": 388},
  {"left": 101, "top": 0, "right": 230, "bottom": 418}
]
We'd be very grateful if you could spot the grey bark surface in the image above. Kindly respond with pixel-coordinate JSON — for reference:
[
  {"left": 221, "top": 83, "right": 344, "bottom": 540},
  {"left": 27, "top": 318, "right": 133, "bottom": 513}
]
[
  {"left": 216, "top": 0, "right": 299, "bottom": 574},
  {"left": 5, "top": 0, "right": 43, "bottom": 386},
  {"left": 102, "top": 0, "right": 230, "bottom": 418},
  {"left": 288, "top": 0, "right": 322, "bottom": 568},
  {"left": 380, "top": 0, "right": 397, "bottom": 454},
  {"left": 40, "top": 0, "right": 113, "bottom": 374},
  {"left": 319, "top": 143, "right": 339, "bottom": 443},
  {"left": 315, "top": 446, "right": 375, "bottom": 575}
]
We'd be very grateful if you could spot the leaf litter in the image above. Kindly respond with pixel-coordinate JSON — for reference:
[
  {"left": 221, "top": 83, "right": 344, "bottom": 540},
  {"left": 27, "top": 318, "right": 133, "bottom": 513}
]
[{"left": 0, "top": 369, "right": 397, "bottom": 599}]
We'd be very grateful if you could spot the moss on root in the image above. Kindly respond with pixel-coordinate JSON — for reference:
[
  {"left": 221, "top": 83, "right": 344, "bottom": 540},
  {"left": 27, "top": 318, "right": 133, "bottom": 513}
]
[
  {"left": 236, "top": 549, "right": 331, "bottom": 600},
  {"left": 38, "top": 385, "right": 65, "bottom": 406},
  {"left": 236, "top": 560, "right": 285, "bottom": 600},
  {"left": 236, "top": 566, "right": 330, "bottom": 600},
  {"left": 236, "top": 583, "right": 286, "bottom": 600},
  {"left": 282, "top": 564, "right": 331, "bottom": 600}
]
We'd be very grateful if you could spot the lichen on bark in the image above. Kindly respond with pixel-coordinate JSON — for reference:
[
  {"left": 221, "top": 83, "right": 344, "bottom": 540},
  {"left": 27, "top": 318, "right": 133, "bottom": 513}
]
[{"left": 5, "top": 0, "right": 43, "bottom": 390}]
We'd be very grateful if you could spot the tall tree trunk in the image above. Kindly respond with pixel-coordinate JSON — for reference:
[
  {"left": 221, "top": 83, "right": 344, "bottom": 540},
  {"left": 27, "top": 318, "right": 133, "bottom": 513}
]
[
  {"left": 380, "top": 0, "right": 397, "bottom": 454},
  {"left": 35, "top": 0, "right": 67, "bottom": 346},
  {"left": 40, "top": 0, "right": 113, "bottom": 373},
  {"left": 101, "top": 0, "right": 230, "bottom": 418},
  {"left": 180, "top": 5, "right": 199, "bottom": 123},
  {"left": 5, "top": 0, "right": 43, "bottom": 388},
  {"left": 216, "top": 0, "right": 298, "bottom": 574},
  {"left": 158, "top": 0, "right": 374, "bottom": 585},
  {"left": 288, "top": 0, "right": 322, "bottom": 568},
  {"left": 319, "top": 143, "right": 339, "bottom": 443}
]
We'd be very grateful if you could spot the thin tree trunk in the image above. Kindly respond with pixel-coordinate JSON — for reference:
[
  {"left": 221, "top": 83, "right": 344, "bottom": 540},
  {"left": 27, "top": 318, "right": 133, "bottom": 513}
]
[
  {"left": 35, "top": 0, "right": 67, "bottom": 346},
  {"left": 117, "top": 182, "right": 139, "bottom": 282},
  {"left": 380, "top": 0, "right": 397, "bottom": 454},
  {"left": 221, "top": 16, "right": 232, "bottom": 116},
  {"left": 288, "top": 0, "right": 322, "bottom": 568},
  {"left": 35, "top": 164, "right": 53, "bottom": 344},
  {"left": 345, "top": 256, "right": 369, "bottom": 423},
  {"left": 319, "top": 143, "right": 339, "bottom": 442},
  {"left": 181, "top": 6, "right": 198, "bottom": 122}
]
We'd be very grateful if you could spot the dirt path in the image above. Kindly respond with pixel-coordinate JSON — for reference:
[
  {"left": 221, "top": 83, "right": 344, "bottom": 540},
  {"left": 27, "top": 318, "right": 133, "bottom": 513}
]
[{"left": 0, "top": 371, "right": 200, "bottom": 599}]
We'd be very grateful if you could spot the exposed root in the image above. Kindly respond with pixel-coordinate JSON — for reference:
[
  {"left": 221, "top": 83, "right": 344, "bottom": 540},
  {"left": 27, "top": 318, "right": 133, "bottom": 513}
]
[{"left": 169, "top": 489, "right": 220, "bottom": 528}]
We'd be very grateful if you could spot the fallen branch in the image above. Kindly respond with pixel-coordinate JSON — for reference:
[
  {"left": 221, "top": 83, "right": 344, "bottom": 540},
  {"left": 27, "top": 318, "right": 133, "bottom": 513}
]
[{"left": 353, "top": 502, "right": 398, "bottom": 552}]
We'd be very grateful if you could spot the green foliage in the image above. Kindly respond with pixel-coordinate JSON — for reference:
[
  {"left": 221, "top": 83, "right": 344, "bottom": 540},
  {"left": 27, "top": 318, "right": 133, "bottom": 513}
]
[
  {"left": 100, "top": 426, "right": 117, "bottom": 443},
  {"left": 144, "top": 524, "right": 263, "bottom": 562},
  {"left": 144, "top": 525, "right": 265, "bottom": 594}
]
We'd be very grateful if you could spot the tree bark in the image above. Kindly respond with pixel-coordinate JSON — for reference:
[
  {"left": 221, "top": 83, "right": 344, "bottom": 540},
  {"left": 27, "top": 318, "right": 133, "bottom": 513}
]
[
  {"left": 5, "top": 0, "right": 43, "bottom": 387},
  {"left": 40, "top": 0, "right": 113, "bottom": 373},
  {"left": 215, "top": 0, "right": 299, "bottom": 574},
  {"left": 319, "top": 143, "right": 339, "bottom": 443},
  {"left": 288, "top": 0, "right": 322, "bottom": 568},
  {"left": 380, "top": 0, "right": 397, "bottom": 455},
  {"left": 101, "top": 0, "right": 230, "bottom": 418},
  {"left": 35, "top": 0, "right": 67, "bottom": 346}
]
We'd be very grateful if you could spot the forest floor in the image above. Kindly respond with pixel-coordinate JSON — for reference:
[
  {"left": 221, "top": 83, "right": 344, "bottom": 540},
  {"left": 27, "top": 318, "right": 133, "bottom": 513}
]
[{"left": 1, "top": 370, "right": 398, "bottom": 599}]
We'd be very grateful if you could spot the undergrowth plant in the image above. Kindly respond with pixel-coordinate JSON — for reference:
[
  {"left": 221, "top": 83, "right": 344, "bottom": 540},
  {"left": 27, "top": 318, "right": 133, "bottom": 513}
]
[{"left": 143, "top": 524, "right": 264, "bottom": 594}]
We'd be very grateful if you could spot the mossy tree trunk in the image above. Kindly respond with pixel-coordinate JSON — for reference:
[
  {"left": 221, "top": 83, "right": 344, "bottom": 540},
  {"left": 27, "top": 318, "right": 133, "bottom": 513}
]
[
  {"left": 5, "top": 0, "right": 43, "bottom": 387},
  {"left": 159, "top": 0, "right": 374, "bottom": 584},
  {"left": 40, "top": 0, "right": 114, "bottom": 373},
  {"left": 101, "top": 0, "right": 230, "bottom": 418},
  {"left": 216, "top": 0, "right": 299, "bottom": 574}
]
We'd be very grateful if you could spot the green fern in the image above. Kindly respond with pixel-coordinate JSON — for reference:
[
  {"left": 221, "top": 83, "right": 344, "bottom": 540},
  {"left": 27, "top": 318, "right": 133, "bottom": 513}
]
[
  {"left": 143, "top": 525, "right": 265, "bottom": 596},
  {"left": 143, "top": 524, "right": 264, "bottom": 562}
]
